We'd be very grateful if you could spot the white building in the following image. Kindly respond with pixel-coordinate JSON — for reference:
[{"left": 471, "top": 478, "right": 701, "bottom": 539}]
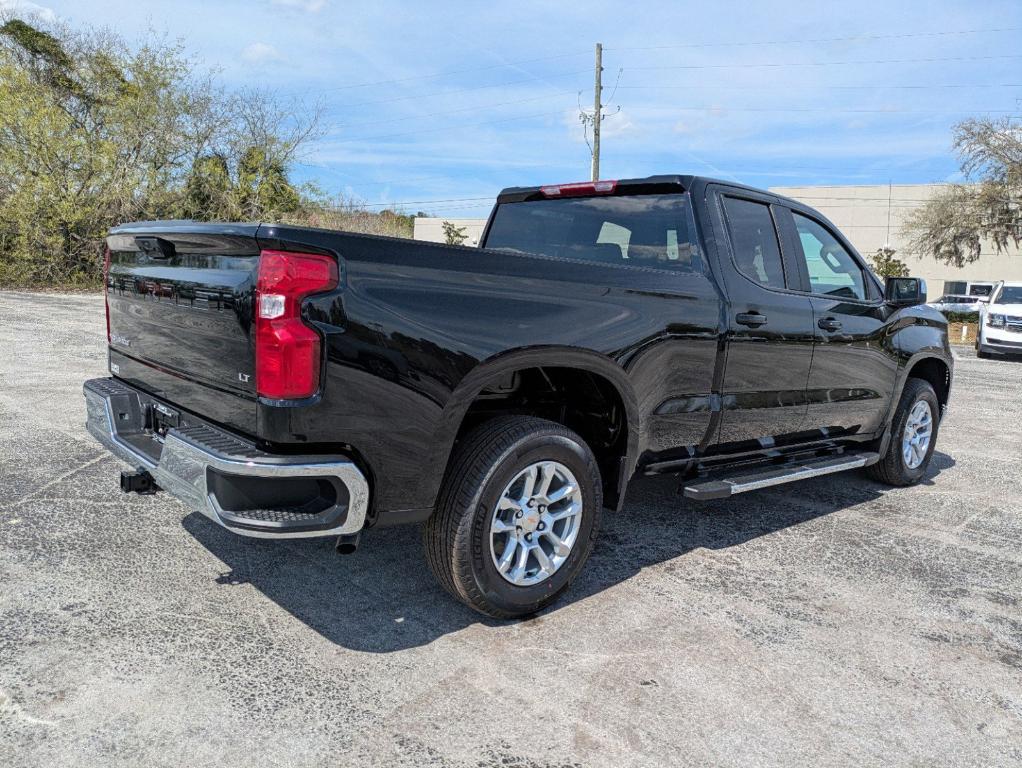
[
  {"left": 412, "top": 217, "right": 486, "bottom": 247},
  {"left": 413, "top": 184, "right": 1022, "bottom": 299},
  {"left": 770, "top": 184, "right": 1022, "bottom": 300}
]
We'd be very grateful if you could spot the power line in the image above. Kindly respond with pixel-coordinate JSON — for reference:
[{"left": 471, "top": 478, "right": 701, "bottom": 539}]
[
  {"left": 322, "top": 70, "right": 592, "bottom": 111},
  {"left": 630, "top": 53, "right": 1022, "bottom": 71},
  {"left": 289, "top": 50, "right": 590, "bottom": 95},
  {"left": 324, "top": 91, "right": 578, "bottom": 130},
  {"left": 324, "top": 196, "right": 495, "bottom": 209},
  {"left": 403, "top": 203, "right": 495, "bottom": 213},
  {"left": 295, "top": 169, "right": 466, "bottom": 187},
  {"left": 606, "top": 26, "right": 1021, "bottom": 51},
  {"left": 616, "top": 83, "right": 1022, "bottom": 91},
  {"left": 631, "top": 105, "right": 1016, "bottom": 114},
  {"left": 317, "top": 109, "right": 566, "bottom": 144},
  {"left": 285, "top": 28, "right": 1018, "bottom": 97}
]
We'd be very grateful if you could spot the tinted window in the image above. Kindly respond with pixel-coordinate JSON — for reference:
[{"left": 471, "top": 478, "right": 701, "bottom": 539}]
[
  {"left": 994, "top": 285, "right": 1022, "bottom": 304},
  {"left": 721, "top": 197, "right": 785, "bottom": 290},
  {"left": 484, "top": 193, "right": 703, "bottom": 271},
  {"left": 792, "top": 212, "right": 867, "bottom": 301}
]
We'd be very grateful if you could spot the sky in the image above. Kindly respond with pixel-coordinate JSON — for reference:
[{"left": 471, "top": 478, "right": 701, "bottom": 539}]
[{"left": 3, "top": 0, "right": 1022, "bottom": 218}]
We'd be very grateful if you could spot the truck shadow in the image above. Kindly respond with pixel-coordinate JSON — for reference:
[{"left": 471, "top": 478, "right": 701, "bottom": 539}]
[{"left": 183, "top": 451, "right": 954, "bottom": 653}]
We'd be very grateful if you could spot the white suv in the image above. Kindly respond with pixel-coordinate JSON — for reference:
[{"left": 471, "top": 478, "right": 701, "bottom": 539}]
[
  {"left": 927, "top": 294, "right": 989, "bottom": 314},
  {"left": 977, "top": 281, "right": 1022, "bottom": 358}
]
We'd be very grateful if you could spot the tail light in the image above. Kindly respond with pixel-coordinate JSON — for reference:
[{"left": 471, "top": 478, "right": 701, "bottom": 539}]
[
  {"left": 103, "top": 246, "right": 111, "bottom": 343},
  {"left": 540, "top": 180, "right": 617, "bottom": 198},
  {"left": 255, "top": 249, "right": 339, "bottom": 400}
]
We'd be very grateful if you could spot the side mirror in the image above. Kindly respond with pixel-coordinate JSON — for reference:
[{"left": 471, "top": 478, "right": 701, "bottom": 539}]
[{"left": 885, "top": 276, "right": 927, "bottom": 307}]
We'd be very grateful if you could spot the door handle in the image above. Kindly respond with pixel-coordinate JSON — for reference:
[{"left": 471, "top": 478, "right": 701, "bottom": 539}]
[
  {"left": 736, "top": 312, "right": 768, "bottom": 328},
  {"left": 818, "top": 317, "right": 843, "bottom": 332}
]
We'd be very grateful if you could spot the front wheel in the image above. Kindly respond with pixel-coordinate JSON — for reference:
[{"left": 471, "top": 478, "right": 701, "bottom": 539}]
[
  {"left": 424, "top": 416, "right": 602, "bottom": 619},
  {"left": 868, "top": 378, "right": 940, "bottom": 486}
]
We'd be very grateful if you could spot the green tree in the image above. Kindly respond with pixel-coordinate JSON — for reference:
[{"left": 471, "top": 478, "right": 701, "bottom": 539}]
[
  {"left": 869, "top": 245, "right": 910, "bottom": 278},
  {"left": 0, "top": 15, "right": 320, "bottom": 288},
  {"left": 904, "top": 117, "right": 1022, "bottom": 267},
  {"left": 236, "top": 145, "right": 302, "bottom": 220},
  {"left": 442, "top": 220, "right": 468, "bottom": 246},
  {"left": 183, "top": 154, "right": 233, "bottom": 220}
]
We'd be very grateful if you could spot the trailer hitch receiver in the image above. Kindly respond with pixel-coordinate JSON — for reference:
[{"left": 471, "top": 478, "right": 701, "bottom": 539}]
[{"left": 120, "top": 467, "right": 158, "bottom": 495}]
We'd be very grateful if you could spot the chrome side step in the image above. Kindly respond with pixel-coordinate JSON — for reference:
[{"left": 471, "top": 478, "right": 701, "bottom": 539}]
[{"left": 683, "top": 451, "right": 880, "bottom": 501}]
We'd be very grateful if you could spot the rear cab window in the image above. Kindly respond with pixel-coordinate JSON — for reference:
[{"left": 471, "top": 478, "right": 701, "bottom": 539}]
[
  {"left": 720, "top": 196, "right": 786, "bottom": 290},
  {"left": 483, "top": 193, "right": 705, "bottom": 273}
]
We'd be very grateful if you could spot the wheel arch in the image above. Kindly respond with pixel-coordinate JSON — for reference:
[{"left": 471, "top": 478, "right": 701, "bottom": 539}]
[
  {"left": 430, "top": 347, "right": 641, "bottom": 511},
  {"left": 903, "top": 353, "right": 952, "bottom": 418}
]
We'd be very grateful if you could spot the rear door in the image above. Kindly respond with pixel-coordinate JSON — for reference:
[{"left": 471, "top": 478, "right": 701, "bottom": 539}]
[
  {"left": 105, "top": 223, "right": 262, "bottom": 431},
  {"left": 483, "top": 189, "right": 722, "bottom": 456},
  {"left": 778, "top": 208, "right": 897, "bottom": 436},
  {"left": 709, "top": 187, "right": 816, "bottom": 447}
]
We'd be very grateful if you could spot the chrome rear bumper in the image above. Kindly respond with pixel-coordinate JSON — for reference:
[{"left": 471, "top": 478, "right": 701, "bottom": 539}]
[{"left": 84, "top": 378, "right": 369, "bottom": 539}]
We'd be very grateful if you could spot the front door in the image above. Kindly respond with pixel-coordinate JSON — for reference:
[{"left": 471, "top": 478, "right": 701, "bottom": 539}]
[
  {"left": 782, "top": 208, "right": 898, "bottom": 436},
  {"left": 710, "top": 189, "right": 816, "bottom": 448}
]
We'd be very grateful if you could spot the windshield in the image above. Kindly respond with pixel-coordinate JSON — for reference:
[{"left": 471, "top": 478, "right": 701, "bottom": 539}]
[
  {"left": 483, "top": 192, "right": 704, "bottom": 273},
  {"left": 993, "top": 285, "right": 1022, "bottom": 304}
]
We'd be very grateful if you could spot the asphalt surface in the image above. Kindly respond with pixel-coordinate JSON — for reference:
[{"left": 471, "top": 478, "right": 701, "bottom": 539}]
[{"left": 1, "top": 291, "right": 1020, "bottom": 767}]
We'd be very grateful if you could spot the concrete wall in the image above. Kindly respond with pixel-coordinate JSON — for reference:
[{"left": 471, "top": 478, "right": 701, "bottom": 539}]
[
  {"left": 770, "top": 184, "right": 1022, "bottom": 299},
  {"left": 414, "top": 185, "right": 1022, "bottom": 300},
  {"left": 412, "top": 218, "right": 486, "bottom": 247}
]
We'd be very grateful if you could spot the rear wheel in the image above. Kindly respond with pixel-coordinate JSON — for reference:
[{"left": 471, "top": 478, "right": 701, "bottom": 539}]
[
  {"left": 868, "top": 378, "right": 940, "bottom": 486},
  {"left": 424, "top": 416, "right": 602, "bottom": 619}
]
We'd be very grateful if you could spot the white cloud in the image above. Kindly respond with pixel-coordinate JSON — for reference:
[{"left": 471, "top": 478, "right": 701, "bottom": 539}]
[
  {"left": 0, "top": 0, "right": 57, "bottom": 22},
  {"left": 270, "top": 0, "right": 326, "bottom": 12},
  {"left": 241, "top": 42, "right": 284, "bottom": 64}
]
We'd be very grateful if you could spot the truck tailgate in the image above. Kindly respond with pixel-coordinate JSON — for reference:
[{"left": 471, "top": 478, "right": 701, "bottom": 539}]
[{"left": 105, "top": 222, "right": 262, "bottom": 428}]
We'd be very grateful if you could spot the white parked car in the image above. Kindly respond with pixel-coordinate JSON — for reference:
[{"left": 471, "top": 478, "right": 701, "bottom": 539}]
[
  {"left": 977, "top": 281, "right": 1022, "bottom": 358},
  {"left": 927, "top": 294, "right": 989, "bottom": 314}
]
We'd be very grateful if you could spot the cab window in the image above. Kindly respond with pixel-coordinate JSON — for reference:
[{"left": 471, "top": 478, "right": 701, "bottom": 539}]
[
  {"left": 484, "top": 193, "right": 704, "bottom": 272},
  {"left": 792, "top": 212, "right": 867, "bottom": 301},
  {"left": 721, "top": 197, "right": 786, "bottom": 290}
]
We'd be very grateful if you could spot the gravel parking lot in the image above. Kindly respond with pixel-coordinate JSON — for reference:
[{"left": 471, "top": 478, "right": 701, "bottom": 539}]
[{"left": 1, "top": 291, "right": 1020, "bottom": 767}]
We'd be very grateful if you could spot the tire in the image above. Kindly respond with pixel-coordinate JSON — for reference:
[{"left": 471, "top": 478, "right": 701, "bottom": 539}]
[
  {"left": 424, "top": 416, "right": 602, "bottom": 619},
  {"left": 868, "top": 378, "right": 940, "bottom": 486},
  {"left": 977, "top": 347, "right": 992, "bottom": 359}
]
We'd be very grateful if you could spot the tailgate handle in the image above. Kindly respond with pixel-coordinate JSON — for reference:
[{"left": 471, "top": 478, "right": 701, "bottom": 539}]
[{"left": 136, "top": 236, "right": 175, "bottom": 260}]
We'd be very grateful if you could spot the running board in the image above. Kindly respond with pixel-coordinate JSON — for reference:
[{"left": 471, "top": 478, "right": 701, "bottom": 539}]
[{"left": 682, "top": 452, "right": 880, "bottom": 501}]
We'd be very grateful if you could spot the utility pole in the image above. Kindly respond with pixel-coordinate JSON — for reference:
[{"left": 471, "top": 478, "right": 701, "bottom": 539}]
[{"left": 591, "top": 42, "right": 602, "bottom": 182}]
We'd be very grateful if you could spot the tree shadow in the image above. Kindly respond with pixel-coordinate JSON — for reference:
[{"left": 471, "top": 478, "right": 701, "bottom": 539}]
[{"left": 183, "top": 451, "right": 955, "bottom": 653}]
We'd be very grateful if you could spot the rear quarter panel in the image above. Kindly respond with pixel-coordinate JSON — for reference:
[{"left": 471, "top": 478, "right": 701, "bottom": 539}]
[{"left": 257, "top": 226, "right": 723, "bottom": 514}]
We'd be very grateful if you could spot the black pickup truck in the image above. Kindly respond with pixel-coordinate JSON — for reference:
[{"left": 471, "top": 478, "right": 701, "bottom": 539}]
[{"left": 85, "top": 175, "right": 952, "bottom": 618}]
